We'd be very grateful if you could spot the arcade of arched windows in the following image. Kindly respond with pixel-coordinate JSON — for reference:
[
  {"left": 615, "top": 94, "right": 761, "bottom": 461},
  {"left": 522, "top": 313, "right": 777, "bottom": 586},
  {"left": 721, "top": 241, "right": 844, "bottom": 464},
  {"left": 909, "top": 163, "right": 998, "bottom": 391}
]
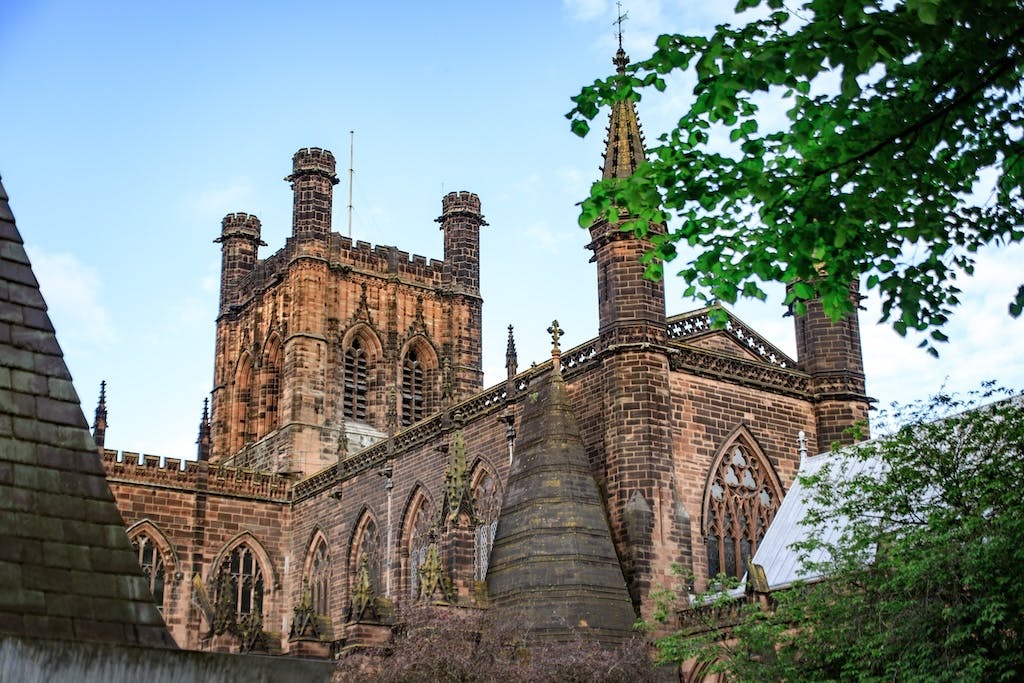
[{"left": 702, "top": 434, "right": 784, "bottom": 582}]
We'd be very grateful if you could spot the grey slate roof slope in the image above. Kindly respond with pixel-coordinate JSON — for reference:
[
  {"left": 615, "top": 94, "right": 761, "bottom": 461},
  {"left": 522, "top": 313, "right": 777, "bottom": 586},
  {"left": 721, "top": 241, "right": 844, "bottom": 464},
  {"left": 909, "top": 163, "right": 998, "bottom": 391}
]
[
  {"left": 751, "top": 449, "right": 885, "bottom": 591},
  {"left": 0, "top": 176, "right": 176, "bottom": 648}
]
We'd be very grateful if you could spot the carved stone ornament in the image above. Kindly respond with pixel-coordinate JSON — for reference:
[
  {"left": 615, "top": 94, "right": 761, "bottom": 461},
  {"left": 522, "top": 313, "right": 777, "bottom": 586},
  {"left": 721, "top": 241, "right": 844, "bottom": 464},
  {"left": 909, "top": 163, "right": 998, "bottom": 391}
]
[
  {"left": 350, "top": 553, "right": 377, "bottom": 622},
  {"left": 289, "top": 580, "right": 322, "bottom": 640},
  {"left": 416, "top": 542, "right": 451, "bottom": 603}
]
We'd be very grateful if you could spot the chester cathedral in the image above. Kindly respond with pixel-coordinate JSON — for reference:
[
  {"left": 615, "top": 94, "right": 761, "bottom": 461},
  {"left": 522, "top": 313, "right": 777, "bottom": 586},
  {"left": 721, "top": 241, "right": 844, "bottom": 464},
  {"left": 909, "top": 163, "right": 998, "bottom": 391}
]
[{"left": 9, "top": 45, "right": 870, "bottom": 658}]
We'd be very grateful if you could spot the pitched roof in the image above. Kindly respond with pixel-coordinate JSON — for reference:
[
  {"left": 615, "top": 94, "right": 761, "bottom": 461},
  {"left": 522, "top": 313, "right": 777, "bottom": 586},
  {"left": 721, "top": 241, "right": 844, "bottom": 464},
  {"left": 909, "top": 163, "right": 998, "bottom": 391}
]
[
  {"left": 0, "top": 176, "right": 176, "bottom": 648},
  {"left": 751, "top": 449, "right": 885, "bottom": 591}
]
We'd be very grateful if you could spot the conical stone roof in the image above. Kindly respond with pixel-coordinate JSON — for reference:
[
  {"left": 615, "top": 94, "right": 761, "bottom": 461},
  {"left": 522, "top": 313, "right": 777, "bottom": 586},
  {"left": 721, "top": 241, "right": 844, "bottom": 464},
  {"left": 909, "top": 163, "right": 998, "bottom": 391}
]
[
  {"left": 0, "top": 176, "right": 176, "bottom": 648},
  {"left": 486, "top": 353, "right": 635, "bottom": 645}
]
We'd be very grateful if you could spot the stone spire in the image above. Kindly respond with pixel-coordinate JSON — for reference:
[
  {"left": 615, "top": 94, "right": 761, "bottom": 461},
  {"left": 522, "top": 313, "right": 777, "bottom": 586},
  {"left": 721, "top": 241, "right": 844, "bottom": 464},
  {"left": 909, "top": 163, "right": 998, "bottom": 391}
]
[
  {"left": 197, "top": 398, "right": 212, "bottom": 461},
  {"left": 486, "top": 323, "right": 636, "bottom": 645},
  {"left": 601, "top": 47, "right": 646, "bottom": 180},
  {"left": 92, "top": 380, "right": 108, "bottom": 449},
  {"left": 504, "top": 325, "right": 518, "bottom": 381}
]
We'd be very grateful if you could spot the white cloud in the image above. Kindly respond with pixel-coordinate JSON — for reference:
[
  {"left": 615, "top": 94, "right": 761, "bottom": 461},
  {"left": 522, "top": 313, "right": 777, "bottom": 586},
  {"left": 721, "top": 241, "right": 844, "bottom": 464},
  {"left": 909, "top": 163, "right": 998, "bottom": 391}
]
[
  {"left": 564, "top": 0, "right": 609, "bottom": 22},
  {"left": 25, "top": 246, "right": 116, "bottom": 347},
  {"left": 183, "top": 180, "right": 256, "bottom": 222}
]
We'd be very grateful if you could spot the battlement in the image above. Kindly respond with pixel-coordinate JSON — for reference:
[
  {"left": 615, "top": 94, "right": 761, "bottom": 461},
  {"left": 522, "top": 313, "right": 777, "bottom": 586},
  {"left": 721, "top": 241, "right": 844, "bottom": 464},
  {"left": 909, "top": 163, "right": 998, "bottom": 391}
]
[
  {"left": 439, "top": 190, "right": 482, "bottom": 216},
  {"left": 328, "top": 234, "right": 446, "bottom": 281},
  {"left": 286, "top": 147, "right": 339, "bottom": 182},
  {"left": 101, "top": 449, "right": 291, "bottom": 501},
  {"left": 218, "top": 212, "right": 262, "bottom": 239}
]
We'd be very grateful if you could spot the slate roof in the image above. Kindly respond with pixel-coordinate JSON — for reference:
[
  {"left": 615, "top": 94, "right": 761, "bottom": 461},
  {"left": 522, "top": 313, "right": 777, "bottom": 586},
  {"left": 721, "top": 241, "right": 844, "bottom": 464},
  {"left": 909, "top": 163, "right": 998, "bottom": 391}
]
[
  {"left": 0, "top": 176, "right": 176, "bottom": 648},
  {"left": 751, "top": 449, "right": 885, "bottom": 591}
]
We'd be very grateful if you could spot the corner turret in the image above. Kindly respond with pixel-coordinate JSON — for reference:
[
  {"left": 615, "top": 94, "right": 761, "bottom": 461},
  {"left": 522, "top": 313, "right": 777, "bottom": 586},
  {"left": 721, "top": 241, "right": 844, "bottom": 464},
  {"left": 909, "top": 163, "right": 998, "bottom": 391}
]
[
  {"left": 286, "top": 147, "right": 339, "bottom": 244},
  {"left": 214, "top": 212, "right": 264, "bottom": 314},
  {"left": 437, "top": 191, "right": 486, "bottom": 293},
  {"left": 586, "top": 47, "right": 667, "bottom": 346},
  {"left": 790, "top": 281, "right": 871, "bottom": 451}
]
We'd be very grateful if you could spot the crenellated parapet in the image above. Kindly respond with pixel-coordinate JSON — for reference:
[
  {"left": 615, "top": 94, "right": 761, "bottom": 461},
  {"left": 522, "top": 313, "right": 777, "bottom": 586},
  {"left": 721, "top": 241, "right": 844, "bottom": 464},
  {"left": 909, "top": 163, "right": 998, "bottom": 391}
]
[{"left": 101, "top": 449, "right": 291, "bottom": 501}]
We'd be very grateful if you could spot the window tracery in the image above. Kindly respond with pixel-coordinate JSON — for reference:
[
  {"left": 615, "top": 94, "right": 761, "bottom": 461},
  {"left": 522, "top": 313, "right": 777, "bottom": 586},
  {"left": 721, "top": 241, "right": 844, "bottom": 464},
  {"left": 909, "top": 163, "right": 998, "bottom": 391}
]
[
  {"left": 218, "top": 543, "right": 265, "bottom": 621},
  {"left": 402, "top": 347, "right": 425, "bottom": 425},
  {"left": 353, "top": 515, "right": 382, "bottom": 595},
  {"left": 472, "top": 468, "right": 501, "bottom": 582},
  {"left": 407, "top": 497, "right": 432, "bottom": 599},
  {"left": 308, "top": 537, "right": 330, "bottom": 616},
  {"left": 344, "top": 336, "right": 369, "bottom": 420},
  {"left": 704, "top": 441, "right": 782, "bottom": 580},
  {"left": 130, "top": 532, "right": 167, "bottom": 612}
]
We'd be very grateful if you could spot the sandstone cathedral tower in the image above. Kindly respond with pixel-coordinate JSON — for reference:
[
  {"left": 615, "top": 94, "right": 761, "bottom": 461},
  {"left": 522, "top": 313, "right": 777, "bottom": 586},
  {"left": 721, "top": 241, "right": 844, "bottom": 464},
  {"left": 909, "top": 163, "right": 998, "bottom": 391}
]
[{"left": 87, "top": 44, "right": 869, "bottom": 655}]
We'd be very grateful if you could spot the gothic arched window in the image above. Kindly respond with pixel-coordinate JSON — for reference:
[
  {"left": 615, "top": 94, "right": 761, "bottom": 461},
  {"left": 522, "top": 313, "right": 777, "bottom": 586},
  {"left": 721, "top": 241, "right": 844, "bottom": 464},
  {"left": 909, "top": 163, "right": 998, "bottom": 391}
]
[
  {"left": 352, "top": 515, "right": 383, "bottom": 594},
  {"left": 472, "top": 467, "right": 502, "bottom": 582},
  {"left": 406, "top": 495, "right": 432, "bottom": 599},
  {"left": 260, "top": 337, "right": 282, "bottom": 437},
  {"left": 344, "top": 337, "right": 369, "bottom": 420},
  {"left": 308, "top": 537, "right": 330, "bottom": 616},
  {"left": 230, "top": 354, "right": 254, "bottom": 453},
  {"left": 402, "top": 347, "right": 425, "bottom": 426},
  {"left": 219, "top": 543, "right": 265, "bottom": 620},
  {"left": 131, "top": 532, "right": 167, "bottom": 612},
  {"left": 704, "top": 439, "right": 783, "bottom": 580}
]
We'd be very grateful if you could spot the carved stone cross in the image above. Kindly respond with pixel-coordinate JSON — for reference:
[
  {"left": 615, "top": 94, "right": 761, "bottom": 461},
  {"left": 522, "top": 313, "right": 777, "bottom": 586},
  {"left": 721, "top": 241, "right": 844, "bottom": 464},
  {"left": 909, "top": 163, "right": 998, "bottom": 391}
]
[{"left": 547, "top": 320, "right": 564, "bottom": 353}]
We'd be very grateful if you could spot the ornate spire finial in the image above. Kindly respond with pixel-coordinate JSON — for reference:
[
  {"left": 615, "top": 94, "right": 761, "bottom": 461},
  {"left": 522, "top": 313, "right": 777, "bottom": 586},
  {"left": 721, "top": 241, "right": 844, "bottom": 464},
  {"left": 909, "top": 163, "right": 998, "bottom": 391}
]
[
  {"left": 613, "top": 2, "right": 629, "bottom": 74},
  {"left": 505, "top": 325, "right": 518, "bottom": 380},
  {"left": 197, "top": 397, "right": 212, "bottom": 461},
  {"left": 92, "top": 381, "right": 108, "bottom": 449}
]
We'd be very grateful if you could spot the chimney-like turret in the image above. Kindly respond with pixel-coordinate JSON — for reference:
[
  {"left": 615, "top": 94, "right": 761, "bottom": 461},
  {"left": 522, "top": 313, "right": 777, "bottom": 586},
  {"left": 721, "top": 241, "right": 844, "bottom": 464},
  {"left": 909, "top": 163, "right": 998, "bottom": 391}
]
[
  {"left": 286, "top": 147, "right": 339, "bottom": 243},
  {"left": 790, "top": 280, "right": 871, "bottom": 451},
  {"left": 214, "top": 213, "right": 263, "bottom": 314},
  {"left": 437, "top": 191, "right": 485, "bottom": 293}
]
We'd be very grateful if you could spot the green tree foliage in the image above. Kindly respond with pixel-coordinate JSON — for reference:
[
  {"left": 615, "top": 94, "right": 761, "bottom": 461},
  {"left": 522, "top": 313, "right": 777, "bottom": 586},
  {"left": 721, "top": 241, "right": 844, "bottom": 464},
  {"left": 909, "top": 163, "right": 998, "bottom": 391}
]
[
  {"left": 648, "top": 387, "right": 1024, "bottom": 681},
  {"left": 568, "top": 0, "right": 1024, "bottom": 353}
]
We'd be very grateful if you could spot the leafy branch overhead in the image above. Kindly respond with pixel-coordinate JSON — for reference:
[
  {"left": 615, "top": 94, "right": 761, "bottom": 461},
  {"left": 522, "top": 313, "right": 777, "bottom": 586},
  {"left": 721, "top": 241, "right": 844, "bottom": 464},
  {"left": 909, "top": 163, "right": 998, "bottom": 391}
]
[{"left": 568, "top": 0, "right": 1024, "bottom": 354}]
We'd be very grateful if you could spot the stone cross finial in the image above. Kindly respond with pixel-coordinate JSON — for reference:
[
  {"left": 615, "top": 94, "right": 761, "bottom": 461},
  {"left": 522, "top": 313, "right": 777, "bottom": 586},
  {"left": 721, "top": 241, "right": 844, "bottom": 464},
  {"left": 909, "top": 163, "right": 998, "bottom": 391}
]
[
  {"left": 615, "top": 1, "right": 628, "bottom": 50},
  {"left": 547, "top": 320, "right": 563, "bottom": 353}
]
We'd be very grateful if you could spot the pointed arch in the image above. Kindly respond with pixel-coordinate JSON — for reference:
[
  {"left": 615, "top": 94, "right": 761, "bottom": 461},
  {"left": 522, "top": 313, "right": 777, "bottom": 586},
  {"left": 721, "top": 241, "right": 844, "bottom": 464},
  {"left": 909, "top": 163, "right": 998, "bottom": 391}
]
[
  {"left": 303, "top": 527, "right": 332, "bottom": 617},
  {"left": 469, "top": 459, "right": 503, "bottom": 582},
  {"left": 399, "top": 336, "right": 438, "bottom": 426},
  {"left": 257, "top": 333, "right": 283, "bottom": 438},
  {"left": 400, "top": 486, "right": 434, "bottom": 600},
  {"left": 209, "top": 531, "right": 276, "bottom": 623},
  {"left": 126, "top": 520, "right": 178, "bottom": 613},
  {"left": 702, "top": 426, "right": 784, "bottom": 581},
  {"left": 229, "top": 352, "right": 254, "bottom": 454},
  {"left": 348, "top": 508, "right": 383, "bottom": 599},
  {"left": 341, "top": 324, "right": 382, "bottom": 422}
]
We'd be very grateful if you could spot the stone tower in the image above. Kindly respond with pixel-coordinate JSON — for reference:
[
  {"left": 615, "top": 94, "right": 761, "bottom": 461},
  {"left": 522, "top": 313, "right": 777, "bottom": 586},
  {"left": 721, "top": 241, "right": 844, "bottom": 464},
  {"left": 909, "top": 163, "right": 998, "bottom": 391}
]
[
  {"left": 791, "top": 281, "right": 871, "bottom": 452},
  {"left": 209, "top": 149, "right": 485, "bottom": 475},
  {"left": 585, "top": 47, "right": 685, "bottom": 613}
]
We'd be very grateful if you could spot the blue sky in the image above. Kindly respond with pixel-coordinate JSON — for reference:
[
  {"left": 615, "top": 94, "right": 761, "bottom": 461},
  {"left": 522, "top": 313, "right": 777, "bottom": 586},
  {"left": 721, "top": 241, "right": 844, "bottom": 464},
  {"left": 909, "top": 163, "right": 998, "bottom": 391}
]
[{"left": 3, "top": 0, "right": 1022, "bottom": 460}]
